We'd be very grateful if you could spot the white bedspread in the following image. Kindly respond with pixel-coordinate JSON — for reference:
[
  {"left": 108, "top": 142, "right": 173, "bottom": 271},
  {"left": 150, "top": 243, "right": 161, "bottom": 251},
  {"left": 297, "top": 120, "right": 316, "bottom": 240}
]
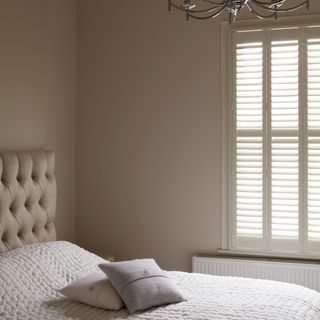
[{"left": 0, "top": 241, "right": 320, "bottom": 320}]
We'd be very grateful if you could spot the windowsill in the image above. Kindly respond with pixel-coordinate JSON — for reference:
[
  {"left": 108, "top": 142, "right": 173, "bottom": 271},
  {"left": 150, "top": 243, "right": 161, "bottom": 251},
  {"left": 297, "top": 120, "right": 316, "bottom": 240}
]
[{"left": 217, "top": 248, "right": 320, "bottom": 263}]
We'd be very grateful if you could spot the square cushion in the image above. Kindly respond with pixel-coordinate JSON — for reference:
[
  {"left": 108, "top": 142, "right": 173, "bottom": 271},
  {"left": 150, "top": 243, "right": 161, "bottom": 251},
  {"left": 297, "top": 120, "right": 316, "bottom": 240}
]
[
  {"left": 99, "top": 259, "right": 185, "bottom": 313},
  {"left": 60, "top": 271, "right": 124, "bottom": 310}
]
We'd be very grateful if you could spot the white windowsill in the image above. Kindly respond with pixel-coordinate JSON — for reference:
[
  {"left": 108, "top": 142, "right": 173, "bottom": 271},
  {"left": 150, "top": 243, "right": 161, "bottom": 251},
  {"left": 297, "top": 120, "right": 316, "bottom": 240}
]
[{"left": 217, "top": 248, "right": 320, "bottom": 262}]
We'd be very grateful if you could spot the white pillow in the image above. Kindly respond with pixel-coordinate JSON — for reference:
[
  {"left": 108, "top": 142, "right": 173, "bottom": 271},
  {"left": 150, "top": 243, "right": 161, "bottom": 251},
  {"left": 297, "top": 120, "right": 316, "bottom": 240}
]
[{"left": 60, "top": 271, "right": 124, "bottom": 310}]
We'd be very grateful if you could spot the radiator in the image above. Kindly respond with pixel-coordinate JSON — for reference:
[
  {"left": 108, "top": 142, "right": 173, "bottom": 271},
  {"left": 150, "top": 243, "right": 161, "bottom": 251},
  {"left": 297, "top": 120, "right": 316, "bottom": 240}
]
[{"left": 192, "top": 255, "right": 320, "bottom": 292}]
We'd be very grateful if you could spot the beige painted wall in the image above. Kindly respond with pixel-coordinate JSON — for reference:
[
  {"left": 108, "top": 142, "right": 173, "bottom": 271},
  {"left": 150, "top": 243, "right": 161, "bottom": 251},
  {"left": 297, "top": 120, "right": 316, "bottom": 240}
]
[
  {"left": 77, "top": 0, "right": 320, "bottom": 271},
  {"left": 0, "top": 0, "right": 76, "bottom": 241},
  {"left": 77, "top": 0, "right": 223, "bottom": 271}
]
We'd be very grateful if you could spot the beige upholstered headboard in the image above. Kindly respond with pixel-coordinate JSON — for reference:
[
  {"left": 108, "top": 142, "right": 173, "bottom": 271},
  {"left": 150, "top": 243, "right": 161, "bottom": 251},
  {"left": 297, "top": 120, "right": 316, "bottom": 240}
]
[{"left": 0, "top": 151, "right": 56, "bottom": 253}]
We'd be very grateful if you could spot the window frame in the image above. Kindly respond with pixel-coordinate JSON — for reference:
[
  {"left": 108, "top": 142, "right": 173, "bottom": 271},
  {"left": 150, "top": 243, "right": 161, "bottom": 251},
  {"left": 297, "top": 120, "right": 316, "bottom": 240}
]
[{"left": 221, "top": 15, "right": 320, "bottom": 259}]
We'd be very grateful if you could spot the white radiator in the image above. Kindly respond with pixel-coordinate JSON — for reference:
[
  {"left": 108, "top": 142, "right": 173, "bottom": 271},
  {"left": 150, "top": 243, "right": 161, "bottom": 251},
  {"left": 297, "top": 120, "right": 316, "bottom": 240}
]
[{"left": 192, "top": 255, "right": 320, "bottom": 292}]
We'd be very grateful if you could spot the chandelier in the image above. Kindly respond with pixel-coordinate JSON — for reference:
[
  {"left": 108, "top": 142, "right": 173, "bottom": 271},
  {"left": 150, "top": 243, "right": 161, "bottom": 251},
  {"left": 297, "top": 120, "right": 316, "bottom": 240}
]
[{"left": 168, "top": 0, "right": 310, "bottom": 24}]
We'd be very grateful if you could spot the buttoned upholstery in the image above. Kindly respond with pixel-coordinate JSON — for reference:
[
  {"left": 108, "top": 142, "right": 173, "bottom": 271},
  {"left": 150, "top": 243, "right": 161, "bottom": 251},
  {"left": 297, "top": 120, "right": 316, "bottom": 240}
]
[{"left": 0, "top": 151, "right": 56, "bottom": 253}]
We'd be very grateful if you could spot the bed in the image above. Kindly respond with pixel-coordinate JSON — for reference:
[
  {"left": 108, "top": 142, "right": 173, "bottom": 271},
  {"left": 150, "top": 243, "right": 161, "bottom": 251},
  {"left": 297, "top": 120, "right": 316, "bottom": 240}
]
[{"left": 1, "top": 151, "right": 320, "bottom": 320}]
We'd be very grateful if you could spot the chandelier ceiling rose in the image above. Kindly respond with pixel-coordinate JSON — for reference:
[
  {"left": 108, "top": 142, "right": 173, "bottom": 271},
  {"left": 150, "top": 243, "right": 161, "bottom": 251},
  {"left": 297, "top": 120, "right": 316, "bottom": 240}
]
[{"left": 168, "top": 0, "right": 310, "bottom": 24}]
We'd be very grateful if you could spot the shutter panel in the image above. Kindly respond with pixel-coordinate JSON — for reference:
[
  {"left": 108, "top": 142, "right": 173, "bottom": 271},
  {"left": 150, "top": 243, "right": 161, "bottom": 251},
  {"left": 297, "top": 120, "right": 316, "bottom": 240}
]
[
  {"left": 235, "top": 38, "right": 264, "bottom": 243},
  {"left": 308, "top": 36, "right": 320, "bottom": 242},
  {"left": 236, "top": 136, "right": 263, "bottom": 236},
  {"left": 271, "top": 40, "right": 299, "bottom": 240}
]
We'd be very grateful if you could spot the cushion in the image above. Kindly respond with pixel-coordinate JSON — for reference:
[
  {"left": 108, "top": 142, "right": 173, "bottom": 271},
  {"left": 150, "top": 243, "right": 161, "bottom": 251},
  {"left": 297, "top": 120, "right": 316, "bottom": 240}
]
[
  {"left": 60, "top": 271, "right": 124, "bottom": 310},
  {"left": 99, "top": 259, "right": 185, "bottom": 313}
]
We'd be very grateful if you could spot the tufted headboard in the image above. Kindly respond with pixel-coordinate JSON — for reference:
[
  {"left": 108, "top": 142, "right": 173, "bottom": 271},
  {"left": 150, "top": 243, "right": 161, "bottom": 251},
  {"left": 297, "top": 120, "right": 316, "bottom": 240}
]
[{"left": 0, "top": 151, "right": 56, "bottom": 253}]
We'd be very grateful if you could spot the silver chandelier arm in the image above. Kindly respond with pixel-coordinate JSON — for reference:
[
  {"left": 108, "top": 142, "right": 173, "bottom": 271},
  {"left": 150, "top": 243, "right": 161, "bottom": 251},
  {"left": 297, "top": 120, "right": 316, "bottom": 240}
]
[
  {"left": 247, "top": 2, "right": 277, "bottom": 19},
  {"left": 169, "top": 0, "right": 220, "bottom": 14},
  {"left": 169, "top": 0, "right": 229, "bottom": 20},
  {"left": 187, "top": 3, "right": 228, "bottom": 19},
  {"left": 250, "top": 0, "right": 286, "bottom": 6},
  {"left": 251, "top": 0, "right": 309, "bottom": 13}
]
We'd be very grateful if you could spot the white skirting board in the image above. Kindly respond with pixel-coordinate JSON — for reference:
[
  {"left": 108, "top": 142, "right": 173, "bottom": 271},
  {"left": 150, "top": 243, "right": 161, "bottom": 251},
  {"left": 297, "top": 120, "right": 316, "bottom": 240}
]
[{"left": 192, "top": 256, "right": 320, "bottom": 292}]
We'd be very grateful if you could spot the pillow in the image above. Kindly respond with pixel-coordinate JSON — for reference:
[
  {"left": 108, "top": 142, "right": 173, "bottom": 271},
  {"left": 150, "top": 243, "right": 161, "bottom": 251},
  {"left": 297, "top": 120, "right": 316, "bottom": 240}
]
[
  {"left": 60, "top": 271, "right": 124, "bottom": 310},
  {"left": 99, "top": 259, "right": 185, "bottom": 313}
]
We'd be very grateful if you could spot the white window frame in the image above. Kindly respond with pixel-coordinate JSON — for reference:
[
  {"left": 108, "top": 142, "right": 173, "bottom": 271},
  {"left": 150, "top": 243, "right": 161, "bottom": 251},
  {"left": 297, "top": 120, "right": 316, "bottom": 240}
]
[{"left": 221, "top": 15, "right": 320, "bottom": 259}]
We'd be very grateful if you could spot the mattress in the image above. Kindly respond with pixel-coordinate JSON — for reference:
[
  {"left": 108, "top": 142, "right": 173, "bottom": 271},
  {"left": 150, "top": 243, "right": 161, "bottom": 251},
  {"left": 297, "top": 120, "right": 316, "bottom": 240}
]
[{"left": 0, "top": 241, "right": 320, "bottom": 320}]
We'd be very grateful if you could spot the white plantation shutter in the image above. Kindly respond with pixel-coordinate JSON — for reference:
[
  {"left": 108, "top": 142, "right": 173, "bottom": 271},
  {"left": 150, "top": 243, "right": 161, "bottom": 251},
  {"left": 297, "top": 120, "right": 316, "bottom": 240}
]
[
  {"left": 230, "top": 25, "right": 320, "bottom": 255},
  {"left": 235, "top": 37, "right": 264, "bottom": 248},
  {"left": 271, "top": 36, "right": 300, "bottom": 251},
  {"left": 308, "top": 32, "right": 320, "bottom": 247}
]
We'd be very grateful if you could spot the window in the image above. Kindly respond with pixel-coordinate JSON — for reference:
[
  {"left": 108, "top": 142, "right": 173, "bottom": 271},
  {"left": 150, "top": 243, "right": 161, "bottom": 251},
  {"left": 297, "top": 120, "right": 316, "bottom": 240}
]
[{"left": 223, "top": 20, "right": 320, "bottom": 257}]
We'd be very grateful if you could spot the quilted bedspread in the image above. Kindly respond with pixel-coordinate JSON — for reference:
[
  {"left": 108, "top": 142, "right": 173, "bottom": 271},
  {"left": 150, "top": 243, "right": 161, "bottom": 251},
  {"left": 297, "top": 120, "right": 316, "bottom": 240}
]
[{"left": 0, "top": 241, "right": 320, "bottom": 320}]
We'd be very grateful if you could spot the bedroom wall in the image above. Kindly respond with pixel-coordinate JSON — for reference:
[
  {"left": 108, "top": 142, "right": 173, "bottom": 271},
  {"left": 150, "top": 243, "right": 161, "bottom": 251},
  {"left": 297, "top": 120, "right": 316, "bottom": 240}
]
[
  {"left": 0, "top": 0, "right": 77, "bottom": 241},
  {"left": 76, "top": 0, "right": 320, "bottom": 271},
  {"left": 76, "top": 0, "right": 221, "bottom": 271}
]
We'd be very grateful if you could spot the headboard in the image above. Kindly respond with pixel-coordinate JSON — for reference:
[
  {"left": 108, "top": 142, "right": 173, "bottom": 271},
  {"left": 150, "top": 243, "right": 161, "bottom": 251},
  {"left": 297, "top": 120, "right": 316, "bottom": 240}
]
[{"left": 0, "top": 151, "right": 56, "bottom": 253}]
